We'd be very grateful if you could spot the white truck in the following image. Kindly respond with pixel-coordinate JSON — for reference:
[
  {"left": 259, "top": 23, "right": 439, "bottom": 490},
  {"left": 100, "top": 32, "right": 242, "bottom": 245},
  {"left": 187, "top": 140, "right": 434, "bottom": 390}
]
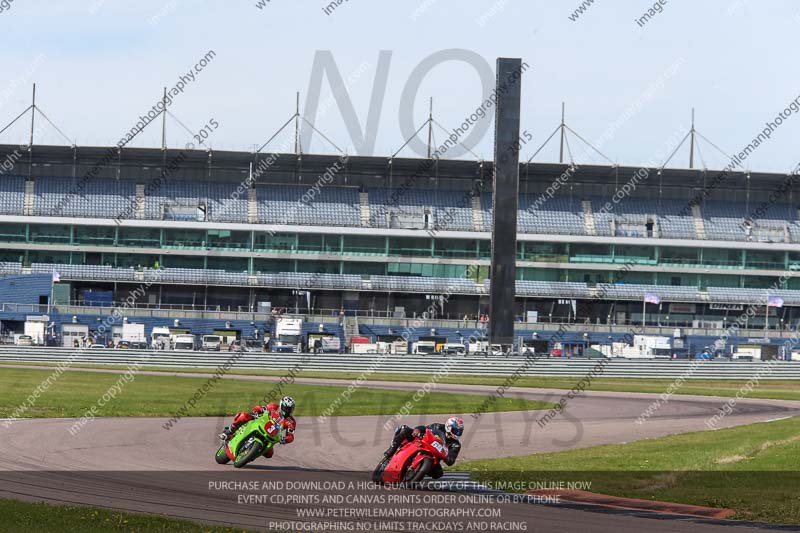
[
  {"left": 151, "top": 326, "right": 171, "bottom": 350},
  {"left": 274, "top": 317, "right": 303, "bottom": 353},
  {"left": 468, "top": 340, "right": 489, "bottom": 355},
  {"left": 202, "top": 334, "right": 222, "bottom": 351},
  {"left": 595, "top": 335, "right": 671, "bottom": 358},
  {"left": 351, "top": 342, "right": 379, "bottom": 354},
  {"left": 173, "top": 334, "right": 196, "bottom": 351},
  {"left": 376, "top": 340, "right": 408, "bottom": 355},
  {"left": 412, "top": 340, "right": 437, "bottom": 355},
  {"left": 319, "top": 336, "right": 341, "bottom": 353}
]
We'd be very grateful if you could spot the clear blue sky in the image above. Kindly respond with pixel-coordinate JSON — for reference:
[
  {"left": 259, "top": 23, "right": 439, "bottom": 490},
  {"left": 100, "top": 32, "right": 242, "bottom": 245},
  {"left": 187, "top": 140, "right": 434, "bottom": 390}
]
[{"left": 0, "top": 0, "right": 797, "bottom": 172}]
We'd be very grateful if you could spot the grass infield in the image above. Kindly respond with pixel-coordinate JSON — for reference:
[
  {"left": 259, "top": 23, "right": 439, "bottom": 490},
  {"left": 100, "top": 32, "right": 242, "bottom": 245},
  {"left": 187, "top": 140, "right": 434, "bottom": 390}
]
[
  {"left": 462, "top": 416, "right": 800, "bottom": 524},
  {"left": 0, "top": 367, "right": 553, "bottom": 419},
  {"left": 4, "top": 361, "right": 798, "bottom": 401},
  {"left": 0, "top": 499, "right": 264, "bottom": 533}
]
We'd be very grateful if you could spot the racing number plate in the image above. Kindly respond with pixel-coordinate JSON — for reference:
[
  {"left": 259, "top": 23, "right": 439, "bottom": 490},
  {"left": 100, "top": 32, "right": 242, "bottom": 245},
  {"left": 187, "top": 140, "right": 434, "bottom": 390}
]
[{"left": 265, "top": 422, "right": 280, "bottom": 437}]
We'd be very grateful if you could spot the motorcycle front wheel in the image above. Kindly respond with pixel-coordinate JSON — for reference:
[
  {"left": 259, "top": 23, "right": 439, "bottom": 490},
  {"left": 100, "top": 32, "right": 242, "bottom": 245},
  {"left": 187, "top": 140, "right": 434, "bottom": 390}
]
[
  {"left": 372, "top": 457, "right": 389, "bottom": 484},
  {"left": 214, "top": 444, "right": 231, "bottom": 464},
  {"left": 403, "top": 457, "right": 433, "bottom": 485}
]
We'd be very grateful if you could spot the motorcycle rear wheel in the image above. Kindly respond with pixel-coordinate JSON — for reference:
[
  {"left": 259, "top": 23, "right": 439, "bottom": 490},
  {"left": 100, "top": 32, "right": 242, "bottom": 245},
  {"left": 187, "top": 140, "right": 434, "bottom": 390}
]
[
  {"left": 214, "top": 444, "right": 231, "bottom": 464},
  {"left": 233, "top": 439, "right": 264, "bottom": 468}
]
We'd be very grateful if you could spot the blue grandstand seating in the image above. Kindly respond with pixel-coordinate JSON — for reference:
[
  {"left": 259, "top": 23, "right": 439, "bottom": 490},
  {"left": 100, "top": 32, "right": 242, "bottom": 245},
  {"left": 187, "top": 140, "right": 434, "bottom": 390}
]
[
  {"left": 369, "top": 187, "right": 473, "bottom": 230},
  {"left": 255, "top": 272, "right": 361, "bottom": 290},
  {"left": 13, "top": 175, "right": 799, "bottom": 245},
  {"left": 659, "top": 203, "right": 699, "bottom": 239},
  {"left": 206, "top": 183, "right": 248, "bottom": 222},
  {"left": 21, "top": 262, "right": 800, "bottom": 306},
  {"left": 257, "top": 184, "right": 360, "bottom": 226},
  {"left": 145, "top": 180, "right": 248, "bottom": 222},
  {"left": 35, "top": 176, "right": 137, "bottom": 218},
  {"left": 706, "top": 287, "right": 800, "bottom": 306},
  {"left": 514, "top": 280, "right": 589, "bottom": 298},
  {"left": 517, "top": 195, "right": 585, "bottom": 235},
  {"left": 483, "top": 193, "right": 586, "bottom": 235},
  {"left": 703, "top": 201, "right": 794, "bottom": 243},
  {"left": 702, "top": 201, "right": 750, "bottom": 241},
  {"left": 32, "top": 263, "right": 136, "bottom": 281},
  {"left": 0, "top": 263, "right": 22, "bottom": 277},
  {"left": 596, "top": 283, "right": 699, "bottom": 301},
  {"left": 0, "top": 176, "right": 25, "bottom": 215},
  {"left": 370, "top": 275, "right": 480, "bottom": 294},
  {"left": 591, "top": 197, "right": 696, "bottom": 239}
]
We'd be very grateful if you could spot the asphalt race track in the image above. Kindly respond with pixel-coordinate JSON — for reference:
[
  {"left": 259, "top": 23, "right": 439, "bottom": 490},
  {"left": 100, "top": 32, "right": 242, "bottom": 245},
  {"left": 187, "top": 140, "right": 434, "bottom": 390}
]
[{"left": 2, "top": 368, "right": 799, "bottom": 532}]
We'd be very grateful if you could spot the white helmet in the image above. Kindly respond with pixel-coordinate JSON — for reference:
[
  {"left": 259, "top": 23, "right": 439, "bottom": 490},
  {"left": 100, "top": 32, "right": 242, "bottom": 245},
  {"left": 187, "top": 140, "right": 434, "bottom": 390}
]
[
  {"left": 445, "top": 417, "right": 464, "bottom": 438},
  {"left": 280, "top": 396, "right": 295, "bottom": 418}
]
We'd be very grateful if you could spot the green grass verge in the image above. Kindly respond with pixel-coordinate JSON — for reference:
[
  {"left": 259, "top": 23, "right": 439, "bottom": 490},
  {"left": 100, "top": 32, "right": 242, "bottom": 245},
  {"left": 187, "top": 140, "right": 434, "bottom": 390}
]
[
  {"left": 0, "top": 367, "right": 553, "bottom": 419},
  {"left": 462, "top": 416, "right": 800, "bottom": 524},
  {"left": 3, "top": 360, "right": 799, "bottom": 401},
  {"left": 0, "top": 499, "right": 262, "bottom": 533}
]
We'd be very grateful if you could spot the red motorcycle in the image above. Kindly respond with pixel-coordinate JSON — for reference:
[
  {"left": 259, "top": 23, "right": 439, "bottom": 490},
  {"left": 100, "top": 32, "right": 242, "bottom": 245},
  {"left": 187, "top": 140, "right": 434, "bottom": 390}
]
[{"left": 373, "top": 428, "right": 450, "bottom": 484}]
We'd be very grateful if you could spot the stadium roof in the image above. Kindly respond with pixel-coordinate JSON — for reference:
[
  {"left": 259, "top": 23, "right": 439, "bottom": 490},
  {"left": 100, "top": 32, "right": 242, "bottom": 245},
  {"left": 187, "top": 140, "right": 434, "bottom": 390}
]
[{"left": 0, "top": 142, "right": 795, "bottom": 191}]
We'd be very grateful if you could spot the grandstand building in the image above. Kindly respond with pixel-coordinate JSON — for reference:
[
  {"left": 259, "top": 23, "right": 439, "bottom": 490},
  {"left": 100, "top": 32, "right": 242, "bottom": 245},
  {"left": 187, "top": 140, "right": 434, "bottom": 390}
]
[{"left": 1, "top": 142, "right": 800, "bottom": 354}]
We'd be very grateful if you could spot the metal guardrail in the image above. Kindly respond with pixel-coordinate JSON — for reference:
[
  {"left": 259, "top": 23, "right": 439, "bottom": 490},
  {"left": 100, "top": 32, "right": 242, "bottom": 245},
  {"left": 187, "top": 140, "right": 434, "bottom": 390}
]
[
  {"left": 353, "top": 317, "right": 800, "bottom": 339},
  {"left": 0, "top": 347, "right": 798, "bottom": 379}
]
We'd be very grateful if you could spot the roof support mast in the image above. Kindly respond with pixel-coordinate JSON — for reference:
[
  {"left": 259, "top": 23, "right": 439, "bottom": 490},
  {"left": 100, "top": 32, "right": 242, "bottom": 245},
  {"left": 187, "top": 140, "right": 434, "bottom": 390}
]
[
  {"left": 294, "top": 92, "right": 301, "bottom": 155},
  {"left": 161, "top": 87, "right": 167, "bottom": 171},
  {"left": 689, "top": 108, "right": 696, "bottom": 169},
  {"left": 558, "top": 101, "right": 565, "bottom": 164},
  {"left": 161, "top": 87, "right": 167, "bottom": 151},
  {"left": 29, "top": 83, "right": 36, "bottom": 147},
  {"left": 27, "top": 84, "right": 36, "bottom": 181},
  {"left": 426, "top": 97, "right": 433, "bottom": 159}
]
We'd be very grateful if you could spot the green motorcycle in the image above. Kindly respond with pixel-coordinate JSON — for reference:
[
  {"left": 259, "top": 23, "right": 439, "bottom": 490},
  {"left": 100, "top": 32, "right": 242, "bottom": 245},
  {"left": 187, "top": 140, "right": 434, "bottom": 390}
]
[{"left": 214, "top": 415, "right": 282, "bottom": 468}]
